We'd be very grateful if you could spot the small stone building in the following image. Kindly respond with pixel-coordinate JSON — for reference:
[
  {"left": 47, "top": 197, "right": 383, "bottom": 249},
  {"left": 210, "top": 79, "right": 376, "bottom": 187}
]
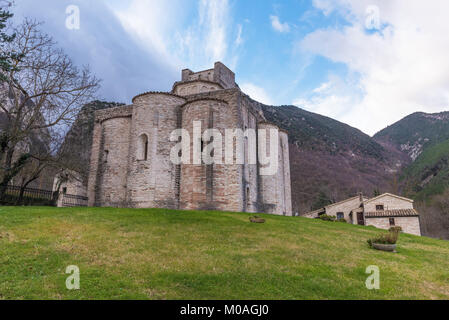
[
  {"left": 53, "top": 170, "right": 87, "bottom": 198},
  {"left": 303, "top": 193, "right": 421, "bottom": 236},
  {"left": 86, "top": 62, "right": 292, "bottom": 215},
  {"left": 52, "top": 170, "right": 88, "bottom": 207}
]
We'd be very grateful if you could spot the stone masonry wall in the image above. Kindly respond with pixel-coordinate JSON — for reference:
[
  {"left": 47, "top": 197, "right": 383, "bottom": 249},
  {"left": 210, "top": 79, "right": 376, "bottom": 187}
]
[
  {"left": 280, "top": 131, "right": 292, "bottom": 215},
  {"left": 240, "top": 101, "right": 258, "bottom": 213},
  {"left": 325, "top": 196, "right": 363, "bottom": 224},
  {"left": 213, "top": 62, "right": 236, "bottom": 89},
  {"left": 182, "top": 68, "right": 215, "bottom": 82},
  {"left": 96, "top": 116, "right": 131, "bottom": 206},
  {"left": 364, "top": 194, "right": 414, "bottom": 212},
  {"left": 87, "top": 105, "right": 133, "bottom": 206},
  {"left": 258, "top": 123, "right": 287, "bottom": 215},
  {"left": 256, "top": 125, "right": 292, "bottom": 216},
  {"left": 365, "top": 216, "right": 421, "bottom": 236},
  {"left": 87, "top": 116, "right": 102, "bottom": 206},
  {"left": 128, "top": 93, "right": 186, "bottom": 208},
  {"left": 179, "top": 98, "right": 242, "bottom": 212},
  {"left": 87, "top": 64, "right": 292, "bottom": 216},
  {"left": 173, "top": 81, "right": 222, "bottom": 96}
]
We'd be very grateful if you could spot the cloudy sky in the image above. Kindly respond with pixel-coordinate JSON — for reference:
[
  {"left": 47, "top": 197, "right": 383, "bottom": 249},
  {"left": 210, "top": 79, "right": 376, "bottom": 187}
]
[{"left": 10, "top": 0, "right": 449, "bottom": 135}]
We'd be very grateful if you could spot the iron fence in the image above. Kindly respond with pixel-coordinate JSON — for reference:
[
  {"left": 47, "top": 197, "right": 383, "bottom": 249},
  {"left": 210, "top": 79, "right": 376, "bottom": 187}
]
[
  {"left": 2, "top": 185, "right": 57, "bottom": 206},
  {"left": 61, "top": 193, "right": 88, "bottom": 207},
  {"left": 1, "top": 185, "right": 88, "bottom": 207},
  {"left": 6, "top": 184, "right": 55, "bottom": 200}
]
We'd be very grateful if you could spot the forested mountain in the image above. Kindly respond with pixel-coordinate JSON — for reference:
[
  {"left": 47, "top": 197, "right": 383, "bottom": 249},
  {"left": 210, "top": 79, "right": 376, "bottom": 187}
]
[
  {"left": 373, "top": 111, "right": 449, "bottom": 239},
  {"left": 58, "top": 101, "right": 125, "bottom": 186},
  {"left": 373, "top": 111, "right": 449, "bottom": 201},
  {"left": 263, "top": 106, "right": 449, "bottom": 238},
  {"left": 374, "top": 111, "right": 449, "bottom": 160},
  {"left": 262, "top": 105, "right": 407, "bottom": 213}
]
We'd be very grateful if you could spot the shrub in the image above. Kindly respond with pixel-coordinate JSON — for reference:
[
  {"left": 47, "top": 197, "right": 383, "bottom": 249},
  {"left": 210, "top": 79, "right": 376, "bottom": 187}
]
[
  {"left": 318, "top": 214, "right": 336, "bottom": 222},
  {"left": 336, "top": 218, "right": 347, "bottom": 223},
  {"left": 249, "top": 216, "right": 265, "bottom": 223},
  {"left": 389, "top": 226, "right": 402, "bottom": 233},
  {"left": 368, "top": 229, "right": 400, "bottom": 247}
]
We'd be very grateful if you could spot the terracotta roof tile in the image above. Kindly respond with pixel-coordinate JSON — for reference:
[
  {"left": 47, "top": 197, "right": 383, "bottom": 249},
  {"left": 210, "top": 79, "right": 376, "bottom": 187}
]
[{"left": 365, "top": 209, "right": 419, "bottom": 218}]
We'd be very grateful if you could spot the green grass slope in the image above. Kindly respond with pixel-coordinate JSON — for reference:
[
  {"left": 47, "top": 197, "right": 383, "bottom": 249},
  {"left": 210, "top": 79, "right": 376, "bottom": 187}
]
[{"left": 1, "top": 207, "right": 449, "bottom": 300}]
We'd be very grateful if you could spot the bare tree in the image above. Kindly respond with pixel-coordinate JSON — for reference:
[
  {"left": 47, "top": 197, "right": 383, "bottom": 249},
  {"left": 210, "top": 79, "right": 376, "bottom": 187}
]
[
  {"left": 0, "top": 19, "right": 100, "bottom": 200},
  {"left": 13, "top": 130, "right": 66, "bottom": 204}
]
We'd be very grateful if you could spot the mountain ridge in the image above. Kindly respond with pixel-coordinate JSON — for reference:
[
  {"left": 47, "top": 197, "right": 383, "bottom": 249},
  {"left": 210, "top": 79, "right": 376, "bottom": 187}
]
[
  {"left": 374, "top": 110, "right": 449, "bottom": 160},
  {"left": 261, "top": 104, "right": 404, "bottom": 212}
]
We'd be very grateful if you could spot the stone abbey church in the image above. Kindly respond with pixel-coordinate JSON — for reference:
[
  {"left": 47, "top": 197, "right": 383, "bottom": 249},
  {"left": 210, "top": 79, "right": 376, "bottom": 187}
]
[{"left": 87, "top": 62, "right": 292, "bottom": 215}]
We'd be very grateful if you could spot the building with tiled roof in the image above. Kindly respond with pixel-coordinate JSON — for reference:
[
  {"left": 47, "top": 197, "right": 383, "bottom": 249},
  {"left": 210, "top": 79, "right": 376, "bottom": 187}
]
[{"left": 303, "top": 193, "right": 421, "bottom": 235}]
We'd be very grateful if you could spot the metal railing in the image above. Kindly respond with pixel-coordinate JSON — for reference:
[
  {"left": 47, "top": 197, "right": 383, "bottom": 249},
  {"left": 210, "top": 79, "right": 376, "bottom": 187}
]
[
  {"left": 1, "top": 185, "right": 88, "bottom": 207},
  {"left": 61, "top": 193, "right": 88, "bottom": 207},
  {"left": 6, "top": 184, "right": 55, "bottom": 200}
]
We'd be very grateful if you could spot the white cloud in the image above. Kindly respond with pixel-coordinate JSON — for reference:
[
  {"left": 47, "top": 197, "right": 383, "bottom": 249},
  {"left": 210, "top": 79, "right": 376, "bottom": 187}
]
[
  {"left": 235, "top": 24, "right": 243, "bottom": 46},
  {"left": 198, "top": 0, "right": 229, "bottom": 63},
  {"left": 270, "top": 15, "right": 290, "bottom": 33},
  {"left": 241, "top": 83, "right": 274, "bottom": 105},
  {"left": 294, "top": 74, "right": 360, "bottom": 120},
  {"left": 108, "top": 0, "right": 184, "bottom": 69},
  {"left": 312, "top": 81, "right": 331, "bottom": 94},
  {"left": 110, "top": 0, "right": 239, "bottom": 72},
  {"left": 297, "top": 0, "right": 449, "bottom": 135},
  {"left": 12, "top": 0, "right": 178, "bottom": 102},
  {"left": 295, "top": 95, "right": 354, "bottom": 121}
]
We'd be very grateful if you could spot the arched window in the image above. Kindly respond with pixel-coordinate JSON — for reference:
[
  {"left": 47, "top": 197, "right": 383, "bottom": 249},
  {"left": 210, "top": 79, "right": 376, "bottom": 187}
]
[{"left": 137, "top": 134, "right": 148, "bottom": 161}]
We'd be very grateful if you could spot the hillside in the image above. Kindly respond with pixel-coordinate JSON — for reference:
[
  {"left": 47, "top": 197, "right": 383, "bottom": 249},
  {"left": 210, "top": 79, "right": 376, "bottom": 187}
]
[
  {"left": 374, "top": 112, "right": 449, "bottom": 197},
  {"left": 402, "top": 138, "right": 449, "bottom": 201},
  {"left": 397, "top": 139, "right": 449, "bottom": 239},
  {"left": 1, "top": 206, "right": 449, "bottom": 299},
  {"left": 263, "top": 105, "right": 383, "bottom": 156},
  {"left": 58, "top": 101, "right": 125, "bottom": 185},
  {"left": 373, "top": 111, "right": 449, "bottom": 239},
  {"left": 262, "top": 105, "right": 406, "bottom": 212},
  {"left": 374, "top": 111, "right": 449, "bottom": 161}
]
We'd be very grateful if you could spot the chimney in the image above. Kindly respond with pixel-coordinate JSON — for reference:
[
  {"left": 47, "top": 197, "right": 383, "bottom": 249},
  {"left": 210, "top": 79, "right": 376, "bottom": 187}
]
[{"left": 359, "top": 192, "right": 363, "bottom": 202}]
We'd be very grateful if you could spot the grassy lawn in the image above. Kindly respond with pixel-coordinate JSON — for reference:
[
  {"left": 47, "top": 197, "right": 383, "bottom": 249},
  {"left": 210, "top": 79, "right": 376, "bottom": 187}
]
[{"left": 1, "top": 206, "right": 449, "bottom": 300}]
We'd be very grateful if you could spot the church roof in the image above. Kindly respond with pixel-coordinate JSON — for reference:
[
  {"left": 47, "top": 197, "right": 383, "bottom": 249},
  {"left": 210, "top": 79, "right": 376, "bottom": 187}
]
[{"left": 131, "top": 91, "right": 185, "bottom": 103}]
